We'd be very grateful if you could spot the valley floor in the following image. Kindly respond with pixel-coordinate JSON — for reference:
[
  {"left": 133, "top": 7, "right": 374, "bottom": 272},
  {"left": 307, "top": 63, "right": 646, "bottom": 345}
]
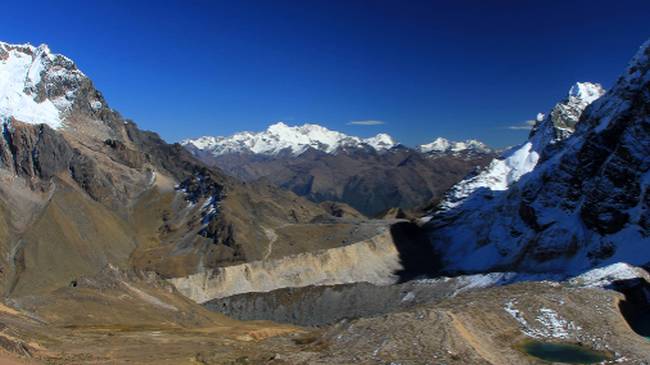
[{"left": 2, "top": 275, "right": 650, "bottom": 364}]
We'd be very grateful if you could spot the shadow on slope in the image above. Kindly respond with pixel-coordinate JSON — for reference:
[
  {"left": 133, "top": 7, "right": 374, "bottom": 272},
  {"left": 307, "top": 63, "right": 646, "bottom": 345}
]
[
  {"left": 613, "top": 268, "right": 650, "bottom": 338},
  {"left": 389, "top": 221, "right": 441, "bottom": 282}
]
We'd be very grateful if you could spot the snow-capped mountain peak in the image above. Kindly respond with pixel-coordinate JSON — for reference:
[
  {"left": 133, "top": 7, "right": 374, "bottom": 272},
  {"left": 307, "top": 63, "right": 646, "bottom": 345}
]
[
  {"left": 568, "top": 82, "right": 605, "bottom": 104},
  {"left": 0, "top": 41, "right": 89, "bottom": 129},
  {"left": 363, "top": 133, "right": 397, "bottom": 150},
  {"left": 418, "top": 137, "right": 492, "bottom": 156},
  {"left": 426, "top": 39, "right": 650, "bottom": 274},
  {"left": 181, "top": 122, "right": 398, "bottom": 156},
  {"left": 437, "top": 81, "right": 605, "bottom": 211},
  {"left": 419, "top": 137, "right": 450, "bottom": 152},
  {"left": 529, "top": 81, "right": 605, "bottom": 146}
]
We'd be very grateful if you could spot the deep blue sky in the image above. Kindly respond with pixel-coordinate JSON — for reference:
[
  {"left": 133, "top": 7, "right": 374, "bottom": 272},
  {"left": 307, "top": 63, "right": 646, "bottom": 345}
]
[{"left": 4, "top": 1, "right": 650, "bottom": 147}]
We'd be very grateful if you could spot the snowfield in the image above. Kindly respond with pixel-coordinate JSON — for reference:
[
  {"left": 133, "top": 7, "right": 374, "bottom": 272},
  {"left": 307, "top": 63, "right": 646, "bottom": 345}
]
[{"left": 0, "top": 43, "right": 67, "bottom": 128}]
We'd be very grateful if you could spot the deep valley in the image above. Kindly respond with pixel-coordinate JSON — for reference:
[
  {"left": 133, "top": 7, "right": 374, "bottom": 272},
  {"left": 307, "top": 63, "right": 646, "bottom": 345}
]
[{"left": 0, "top": 8, "right": 649, "bottom": 364}]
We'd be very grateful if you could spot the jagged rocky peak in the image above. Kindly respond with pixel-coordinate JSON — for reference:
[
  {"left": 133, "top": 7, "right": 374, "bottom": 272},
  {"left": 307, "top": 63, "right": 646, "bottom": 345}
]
[
  {"left": 181, "top": 121, "right": 398, "bottom": 156},
  {"left": 529, "top": 81, "right": 605, "bottom": 144},
  {"left": 0, "top": 41, "right": 109, "bottom": 131},
  {"left": 418, "top": 137, "right": 492, "bottom": 157},
  {"left": 426, "top": 38, "right": 650, "bottom": 274},
  {"left": 436, "top": 81, "right": 605, "bottom": 211}
]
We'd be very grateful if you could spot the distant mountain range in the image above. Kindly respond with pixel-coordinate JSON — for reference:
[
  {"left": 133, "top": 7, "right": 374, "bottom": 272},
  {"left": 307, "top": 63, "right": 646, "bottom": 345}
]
[
  {"left": 418, "top": 137, "right": 492, "bottom": 157},
  {"left": 182, "top": 122, "right": 397, "bottom": 156},
  {"left": 182, "top": 122, "right": 493, "bottom": 158},
  {"left": 182, "top": 124, "right": 496, "bottom": 216}
]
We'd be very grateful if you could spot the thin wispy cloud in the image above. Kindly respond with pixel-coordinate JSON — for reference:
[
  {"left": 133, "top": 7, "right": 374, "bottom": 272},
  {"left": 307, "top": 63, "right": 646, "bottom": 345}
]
[
  {"left": 347, "top": 120, "right": 385, "bottom": 126},
  {"left": 507, "top": 119, "right": 537, "bottom": 130}
]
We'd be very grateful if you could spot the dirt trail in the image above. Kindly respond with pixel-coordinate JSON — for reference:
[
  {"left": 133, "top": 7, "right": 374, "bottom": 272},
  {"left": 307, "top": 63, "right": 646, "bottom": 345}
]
[
  {"left": 449, "top": 312, "right": 500, "bottom": 365},
  {"left": 262, "top": 225, "right": 281, "bottom": 260}
]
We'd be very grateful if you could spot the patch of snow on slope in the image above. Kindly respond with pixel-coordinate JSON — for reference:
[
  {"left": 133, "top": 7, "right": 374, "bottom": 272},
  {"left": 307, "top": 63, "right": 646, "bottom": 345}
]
[
  {"left": 535, "top": 308, "right": 575, "bottom": 339},
  {"left": 504, "top": 300, "right": 534, "bottom": 335},
  {"left": 400, "top": 291, "right": 415, "bottom": 303},
  {"left": 441, "top": 142, "right": 539, "bottom": 209},
  {"left": 568, "top": 263, "right": 647, "bottom": 288},
  {"left": 504, "top": 300, "right": 578, "bottom": 339}
]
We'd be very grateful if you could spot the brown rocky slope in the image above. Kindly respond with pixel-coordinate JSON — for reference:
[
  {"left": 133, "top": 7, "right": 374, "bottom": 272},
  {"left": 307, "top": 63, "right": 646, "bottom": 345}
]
[
  {"left": 0, "top": 42, "right": 372, "bottom": 298},
  {"left": 189, "top": 144, "right": 494, "bottom": 217}
]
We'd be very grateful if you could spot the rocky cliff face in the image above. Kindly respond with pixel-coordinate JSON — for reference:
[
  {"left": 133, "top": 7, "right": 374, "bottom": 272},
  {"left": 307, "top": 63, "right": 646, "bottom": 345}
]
[
  {"left": 530, "top": 82, "right": 605, "bottom": 144},
  {"left": 426, "top": 41, "right": 650, "bottom": 274},
  {"left": 0, "top": 42, "right": 345, "bottom": 296},
  {"left": 169, "top": 224, "right": 401, "bottom": 303}
]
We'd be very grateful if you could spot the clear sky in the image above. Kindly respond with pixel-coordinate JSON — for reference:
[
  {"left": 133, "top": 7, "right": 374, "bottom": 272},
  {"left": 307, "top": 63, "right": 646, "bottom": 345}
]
[{"left": 3, "top": 0, "right": 650, "bottom": 147}]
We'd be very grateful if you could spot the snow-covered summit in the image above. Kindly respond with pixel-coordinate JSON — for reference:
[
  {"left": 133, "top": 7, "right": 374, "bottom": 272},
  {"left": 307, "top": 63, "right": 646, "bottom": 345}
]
[
  {"left": 362, "top": 133, "right": 396, "bottom": 151},
  {"left": 568, "top": 82, "right": 605, "bottom": 104},
  {"left": 0, "top": 41, "right": 87, "bottom": 129},
  {"left": 181, "top": 122, "right": 398, "bottom": 156},
  {"left": 418, "top": 137, "right": 492, "bottom": 156}
]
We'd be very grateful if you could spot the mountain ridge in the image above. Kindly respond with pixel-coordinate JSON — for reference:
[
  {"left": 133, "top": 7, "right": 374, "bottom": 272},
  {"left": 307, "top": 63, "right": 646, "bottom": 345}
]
[
  {"left": 181, "top": 122, "right": 398, "bottom": 157},
  {"left": 434, "top": 81, "right": 606, "bottom": 212},
  {"left": 0, "top": 41, "right": 356, "bottom": 297},
  {"left": 0, "top": 34, "right": 649, "bottom": 365},
  {"left": 181, "top": 122, "right": 494, "bottom": 157},
  {"left": 181, "top": 123, "right": 496, "bottom": 215}
]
